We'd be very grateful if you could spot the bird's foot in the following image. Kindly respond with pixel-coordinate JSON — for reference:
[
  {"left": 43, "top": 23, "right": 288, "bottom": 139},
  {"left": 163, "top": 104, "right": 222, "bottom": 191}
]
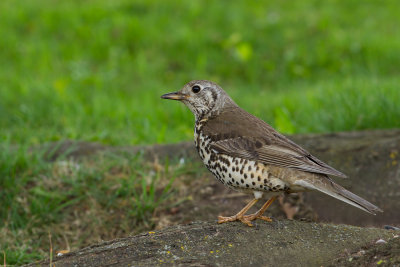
[
  {"left": 217, "top": 198, "right": 273, "bottom": 227},
  {"left": 218, "top": 215, "right": 254, "bottom": 227},
  {"left": 243, "top": 214, "right": 273, "bottom": 222},
  {"left": 218, "top": 214, "right": 272, "bottom": 226}
]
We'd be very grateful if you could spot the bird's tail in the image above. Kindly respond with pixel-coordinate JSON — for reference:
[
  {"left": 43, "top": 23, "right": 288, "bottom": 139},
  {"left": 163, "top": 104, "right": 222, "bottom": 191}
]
[{"left": 294, "top": 176, "right": 383, "bottom": 215}]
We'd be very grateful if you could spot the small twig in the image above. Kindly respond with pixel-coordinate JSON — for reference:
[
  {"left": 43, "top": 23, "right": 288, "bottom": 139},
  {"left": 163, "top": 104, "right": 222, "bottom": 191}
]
[
  {"left": 63, "top": 234, "right": 71, "bottom": 252},
  {"left": 3, "top": 251, "right": 6, "bottom": 267},
  {"left": 48, "top": 231, "right": 53, "bottom": 267}
]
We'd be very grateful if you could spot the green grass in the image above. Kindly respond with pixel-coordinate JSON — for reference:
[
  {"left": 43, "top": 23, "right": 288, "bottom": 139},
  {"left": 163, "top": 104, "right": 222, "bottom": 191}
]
[
  {"left": 0, "top": 0, "right": 399, "bottom": 146},
  {"left": 1, "top": 0, "right": 400, "bottom": 264},
  {"left": 0, "top": 145, "right": 194, "bottom": 265}
]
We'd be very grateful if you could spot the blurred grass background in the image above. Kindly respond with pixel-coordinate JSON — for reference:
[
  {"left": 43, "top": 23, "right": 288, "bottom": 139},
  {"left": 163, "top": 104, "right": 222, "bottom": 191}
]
[
  {"left": 1, "top": 0, "right": 400, "bottom": 264},
  {"left": 1, "top": 0, "right": 399, "bottom": 146}
]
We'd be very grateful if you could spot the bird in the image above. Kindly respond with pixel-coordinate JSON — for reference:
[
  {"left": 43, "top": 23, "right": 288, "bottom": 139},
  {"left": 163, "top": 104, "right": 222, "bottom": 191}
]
[{"left": 161, "top": 80, "right": 382, "bottom": 226}]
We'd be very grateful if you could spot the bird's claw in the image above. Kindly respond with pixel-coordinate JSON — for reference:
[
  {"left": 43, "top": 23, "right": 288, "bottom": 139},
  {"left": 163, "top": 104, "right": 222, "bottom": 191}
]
[
  {"left": 218, "top": 215, "right": 237, "bottom": 224},
  {"left": 218, "top": 215, "right": 253, "bottom": 226},
  {"left": 218, "top": 214, "right": 271, "bottom": 226},
  {"left": 244, "top": 214, "right": 273, "bottom": 222}
]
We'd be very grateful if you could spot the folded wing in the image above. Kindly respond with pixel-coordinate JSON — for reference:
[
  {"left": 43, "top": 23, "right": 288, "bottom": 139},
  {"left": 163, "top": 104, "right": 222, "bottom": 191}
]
[{"left": 210, "top": 136, "right": 347, "bottom": 178}]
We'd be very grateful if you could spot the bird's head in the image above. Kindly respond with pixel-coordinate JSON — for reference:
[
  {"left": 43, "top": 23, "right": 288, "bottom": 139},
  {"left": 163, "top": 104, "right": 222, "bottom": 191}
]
[{"left": 161, "top": 80, "right": 236, "bottom": 120}]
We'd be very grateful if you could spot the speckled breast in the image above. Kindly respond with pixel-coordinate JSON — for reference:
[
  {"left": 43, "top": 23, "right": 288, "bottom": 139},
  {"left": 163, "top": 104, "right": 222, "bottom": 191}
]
[{"left": 194, "top": 122, "right": 288, "bottom": 194}]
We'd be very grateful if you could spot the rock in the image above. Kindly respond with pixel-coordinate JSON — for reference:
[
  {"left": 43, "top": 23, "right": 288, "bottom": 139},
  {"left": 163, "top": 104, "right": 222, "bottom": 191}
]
[
  {"left": 331, "top": 235, "right": 400, "bottom": 266},
  {"left": 25, "top": 220, "right": 393, "bottom": 267}
]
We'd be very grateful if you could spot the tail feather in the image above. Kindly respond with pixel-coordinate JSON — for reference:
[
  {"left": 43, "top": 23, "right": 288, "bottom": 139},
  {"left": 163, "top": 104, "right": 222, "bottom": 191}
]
[{"left": 294, "top": 178, "right": 383, "bottom": 215}]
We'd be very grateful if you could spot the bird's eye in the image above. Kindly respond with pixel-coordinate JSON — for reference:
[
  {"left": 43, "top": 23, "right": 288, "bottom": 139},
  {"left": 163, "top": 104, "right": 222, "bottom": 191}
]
[{"left": 192, "top": 85, "right": 201, "bottom": 93}]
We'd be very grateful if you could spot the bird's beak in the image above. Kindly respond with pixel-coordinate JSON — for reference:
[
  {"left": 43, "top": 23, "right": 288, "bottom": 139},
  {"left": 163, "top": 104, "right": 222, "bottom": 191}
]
[{"left": 161, "top": 91, "right": 188, "bottom": 101}]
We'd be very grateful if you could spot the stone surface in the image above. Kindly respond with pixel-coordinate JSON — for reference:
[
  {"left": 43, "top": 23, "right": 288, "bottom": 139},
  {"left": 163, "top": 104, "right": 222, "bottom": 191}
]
[
  {"left": 25, "top": 220, "right": 394, "bottom": 267},
  {"left": 331, "top": 234, "right": 400, "bottom": 266}
]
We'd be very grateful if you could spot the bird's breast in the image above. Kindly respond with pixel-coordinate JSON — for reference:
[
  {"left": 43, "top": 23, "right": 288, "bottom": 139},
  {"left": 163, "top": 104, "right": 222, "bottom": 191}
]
[{"left": 194, "top": 130, "right": 289, "bottom": 193}]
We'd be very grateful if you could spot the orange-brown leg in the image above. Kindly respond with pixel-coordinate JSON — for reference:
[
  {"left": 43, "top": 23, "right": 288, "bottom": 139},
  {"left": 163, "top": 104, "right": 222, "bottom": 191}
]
[
  {"left": 218, "top": 198, "right": 259, "bottom": 226},
  {"left": 243, "top": 196, "right": 277, "bottom": 222}
]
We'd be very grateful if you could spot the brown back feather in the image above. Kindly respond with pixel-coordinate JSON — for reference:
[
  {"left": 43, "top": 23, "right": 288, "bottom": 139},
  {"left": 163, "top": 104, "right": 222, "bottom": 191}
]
[{"left": 202, "top": 107, "right": 347, "bottom": 178}]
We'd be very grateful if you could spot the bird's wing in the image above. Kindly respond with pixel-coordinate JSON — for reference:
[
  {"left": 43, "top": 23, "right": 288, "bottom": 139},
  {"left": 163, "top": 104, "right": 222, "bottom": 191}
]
[
  {"left": 210, "top": 136, "right": 347, "bottom": 178},
  {"left": 203, "top": 107, "right": 347, "bottom": 178}
]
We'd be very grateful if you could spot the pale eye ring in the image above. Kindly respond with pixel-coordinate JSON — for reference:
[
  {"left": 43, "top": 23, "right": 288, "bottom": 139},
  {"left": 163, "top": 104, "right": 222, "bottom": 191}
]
[{"left": 192, "top": 85, "right": 201, "bottom": 93}]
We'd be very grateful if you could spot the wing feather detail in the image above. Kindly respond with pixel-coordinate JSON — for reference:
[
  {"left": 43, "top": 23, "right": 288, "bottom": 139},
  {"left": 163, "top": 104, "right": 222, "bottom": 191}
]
[{"left": 210, "top": 137, "right": 347, "bottom": 178}]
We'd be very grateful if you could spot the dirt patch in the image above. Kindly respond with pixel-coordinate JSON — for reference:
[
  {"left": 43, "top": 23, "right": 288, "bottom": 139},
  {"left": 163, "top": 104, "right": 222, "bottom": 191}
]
[{"left": 40, "top": 129, "right": 400, "bottom": 227}]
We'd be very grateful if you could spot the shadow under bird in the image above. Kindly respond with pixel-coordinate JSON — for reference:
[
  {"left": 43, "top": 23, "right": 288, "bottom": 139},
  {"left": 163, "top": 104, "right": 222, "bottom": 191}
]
[{"left": 161, "top": 80, "right": 382, "bottom": 226}]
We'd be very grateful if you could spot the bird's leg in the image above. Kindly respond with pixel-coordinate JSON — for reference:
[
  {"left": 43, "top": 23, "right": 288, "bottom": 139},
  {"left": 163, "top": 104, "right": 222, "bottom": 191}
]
[
  {"left": 243, "top": 196, "right": 277, "bottom": 222},
  {"left": 218, "top": 198, "right": 259, "bottom": 226}
]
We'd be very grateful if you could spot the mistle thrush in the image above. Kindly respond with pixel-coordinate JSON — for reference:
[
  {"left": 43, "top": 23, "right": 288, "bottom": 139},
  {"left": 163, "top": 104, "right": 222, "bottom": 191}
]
[{"left": 161, "top": 80, "right": 382, "bottom": 226}]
